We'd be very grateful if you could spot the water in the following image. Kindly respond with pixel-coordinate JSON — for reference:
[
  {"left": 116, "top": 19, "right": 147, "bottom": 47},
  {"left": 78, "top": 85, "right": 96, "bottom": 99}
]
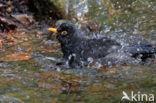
[
  {"left": 67, "top": 0, "right": 156, "bottom": 45},
  {"left": 0, "top": 0, "right": 156, "bottom": 103}
]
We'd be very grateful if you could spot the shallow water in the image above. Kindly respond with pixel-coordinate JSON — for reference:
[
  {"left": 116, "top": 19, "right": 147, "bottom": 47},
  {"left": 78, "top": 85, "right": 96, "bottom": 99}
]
[{"left": 0, "top": 0, "right": 156, "bottom": 103}]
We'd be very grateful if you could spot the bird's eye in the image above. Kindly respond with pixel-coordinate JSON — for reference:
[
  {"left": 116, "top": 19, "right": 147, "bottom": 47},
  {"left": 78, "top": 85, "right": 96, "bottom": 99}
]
[{"left": 61, "top": 31, "right": 68, "bottom": 36}]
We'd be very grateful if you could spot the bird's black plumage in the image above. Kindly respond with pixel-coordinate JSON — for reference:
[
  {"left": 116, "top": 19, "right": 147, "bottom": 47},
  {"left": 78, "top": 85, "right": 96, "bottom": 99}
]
[{"left": 53, "top": 23, "right": 156, "bottom": 68}]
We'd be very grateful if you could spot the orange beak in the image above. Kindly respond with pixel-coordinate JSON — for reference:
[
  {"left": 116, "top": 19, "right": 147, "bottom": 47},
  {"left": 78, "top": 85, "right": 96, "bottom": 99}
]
[{"left": 48, "top": 28, "right": 58, "bottom": 33}]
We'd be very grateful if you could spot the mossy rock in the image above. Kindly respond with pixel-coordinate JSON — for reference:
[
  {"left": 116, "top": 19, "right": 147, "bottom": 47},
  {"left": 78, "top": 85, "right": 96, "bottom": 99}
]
[{"left": 27, "top": 0, "right": 68, "bottom": 20}]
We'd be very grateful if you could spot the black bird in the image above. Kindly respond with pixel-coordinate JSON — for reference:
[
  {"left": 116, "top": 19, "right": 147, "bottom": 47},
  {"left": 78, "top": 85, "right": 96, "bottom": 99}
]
[{"left": 48, "top": 23, "right": 156, "bottom": 68}]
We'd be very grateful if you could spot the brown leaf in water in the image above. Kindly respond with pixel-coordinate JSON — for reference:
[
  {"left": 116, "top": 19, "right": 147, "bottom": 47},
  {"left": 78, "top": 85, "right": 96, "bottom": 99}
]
[
  {"left": 38, "top": 82, "right": 52, "bottom": 89},
  {"left": 0, "top": 52, "right": 31, "bottom": 61},
  {"left": 0, "top": 78, "right": 12, "bottom": 83},
  {"left": 38, "top": 45, "right": 61, "bottom": 53},
  {"left": 40, "top": 72, "right": 59, "bottom": 80},
  {"left": 5, "top": 36, "right": 14, "bottom": 42},
  {"left": 26, "top": 47, "right": 32, "bottom": 52},
  {"left": 126, "top": 84, "right": 137, "bottom": 90},
  {"left": 0, "top": 40, "right": 3, "bottom": 47},
  {"left": 0, "top": 77, "right": 15, "bottom": 85},
  {"left": 11, "top": 14, "right": 34, "bottom": 25}
]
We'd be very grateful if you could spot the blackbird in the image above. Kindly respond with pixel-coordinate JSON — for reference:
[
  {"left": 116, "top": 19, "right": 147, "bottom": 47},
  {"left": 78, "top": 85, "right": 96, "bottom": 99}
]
[{"left": 48, "top": 23, "right": 156, "bottom": 68}]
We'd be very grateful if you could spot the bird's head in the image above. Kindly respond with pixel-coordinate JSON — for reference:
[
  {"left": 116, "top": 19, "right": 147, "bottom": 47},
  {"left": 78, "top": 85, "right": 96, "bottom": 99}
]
[{"left": 48, "top": 23, "right": 77, "bottom": 43}]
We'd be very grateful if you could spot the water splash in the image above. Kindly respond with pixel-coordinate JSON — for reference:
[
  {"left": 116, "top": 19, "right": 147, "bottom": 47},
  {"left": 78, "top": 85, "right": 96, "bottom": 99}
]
[{"left": 64, "top": 0, "right": 156, "bottom": 46}]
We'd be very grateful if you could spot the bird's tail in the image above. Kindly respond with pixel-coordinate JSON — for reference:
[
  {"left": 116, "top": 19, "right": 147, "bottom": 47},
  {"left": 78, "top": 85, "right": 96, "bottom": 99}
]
[{"left": 123, "top": 44, "right": 156, "bottom": 61}]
